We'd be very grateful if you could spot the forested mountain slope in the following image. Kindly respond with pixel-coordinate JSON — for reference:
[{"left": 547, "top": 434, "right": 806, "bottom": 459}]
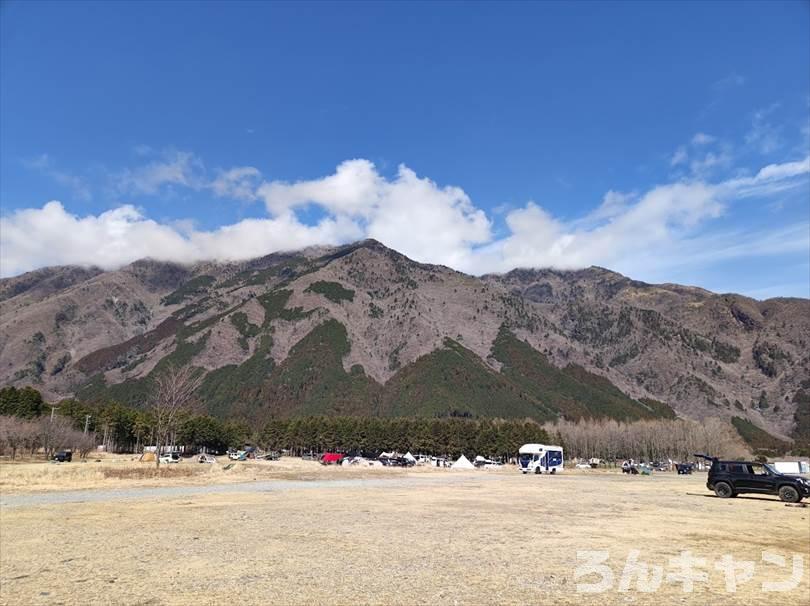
[{"left": 1, "top": 239, "right": 807, "bottom": 445}]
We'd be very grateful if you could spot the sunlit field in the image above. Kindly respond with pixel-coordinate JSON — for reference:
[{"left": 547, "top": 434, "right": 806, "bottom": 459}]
[{"left": 2, "top": 460, "right": 807, "bottom": 605}]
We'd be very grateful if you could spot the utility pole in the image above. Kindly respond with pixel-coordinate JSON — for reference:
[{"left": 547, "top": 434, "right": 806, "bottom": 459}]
[{"left": 84, "top": 415, "right": 92, "bottom": 435}]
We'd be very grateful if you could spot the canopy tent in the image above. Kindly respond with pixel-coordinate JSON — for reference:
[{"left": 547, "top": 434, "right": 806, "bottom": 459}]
[
  {"left": 403, "top": 452, "right": 417, "bottom": 463},
  {"left": 451, "top": 454, "right": 475, "bottom": 470}
]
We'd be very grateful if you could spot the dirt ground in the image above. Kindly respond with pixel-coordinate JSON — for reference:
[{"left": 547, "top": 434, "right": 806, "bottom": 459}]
[{"left": 1, "top": 461, "right": 808, "bottom": 605}]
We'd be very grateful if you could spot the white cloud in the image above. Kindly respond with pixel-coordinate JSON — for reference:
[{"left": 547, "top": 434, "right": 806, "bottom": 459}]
[
  {"left": 0, "top": 201, "right": 361, "bottom": 277},
  {"left": 722, "top": 155, "right": 810, "bottom": 198},
  {"left": 114, "top": 150, "right": 205, "bottom": 195},
  {"left": 257, "top": 160, "right": 491, "bottom": 267},
  {"left": 745, "top": 105, "right": 783, "bottom": 154},
  {"left": 689, "top": 148, "right": 733, "bottom": 177},
  {"left": 671, "top": 146, "right": 688, "bottom": 166},
  {"left": 257, "top": 159, "right": 383, "bottom": 217},
  {"left": 691, "top": 132, "right": 716, "bottom": 145},
  {"left": 2, "top": 157, "right": 808, "bottom": 294},
  {"left": 713, "top": 73, "right": 745, "bottom": 90},
  {"left": 210, "top": 166, "right": 262, "bottom": 201},
  {"left": 574, "top": 190, "right": 635, "bottom": 227},
  {"left": 467, "top": 181, "right": 724, "bottom": 275},
  {"left": 670, "top": 134, "right": 732, "bottom": 177},
  {"left": 113, "top": 150, "right": 267, "bottom": 203},
  {"left": 752, "top": 156, "right": 810, "bottom": 181},
  {"left": 364, "top": 165, "right": 492, "bottom": 267}
]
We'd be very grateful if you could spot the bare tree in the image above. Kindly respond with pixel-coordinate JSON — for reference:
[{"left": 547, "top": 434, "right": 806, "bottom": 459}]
[
  {"left": 151, "top": 365, "right": 203, "bottom": 468},
  {"left": 1, "top": 415, "right": 98, "bottom": 460},
  {"left": 0, "top": 416, "right": 35, "bottom": 459},
  {"left": 74, "top": 431, "right": 98, "bottom": 459},
  {"left": 546, "top": 416, "right": 749, "bottom": 463},
  {"left": 37, "top": 416, "right": 76, "bottom": 459}
]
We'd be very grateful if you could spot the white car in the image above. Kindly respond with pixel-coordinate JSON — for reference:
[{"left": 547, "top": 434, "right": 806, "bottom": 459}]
[{"left": 159, "top": 452, "right": 181, "bottom": 464}]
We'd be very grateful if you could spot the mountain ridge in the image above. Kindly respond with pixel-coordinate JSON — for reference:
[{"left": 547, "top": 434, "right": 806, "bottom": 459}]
[{"left": 1, "top": 239, "right": 807, "bottom": 446}]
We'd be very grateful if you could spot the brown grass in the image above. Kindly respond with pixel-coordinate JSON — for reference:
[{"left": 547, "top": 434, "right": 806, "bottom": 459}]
[
  {"left": 1, "top": 469, "right": 808, "bottom": 605},
  {"left": 99, "top": 466, "right": 202, "bottom": 480},
  {"left": 0, "top": 455, "right": 431, "bottom": 494}
]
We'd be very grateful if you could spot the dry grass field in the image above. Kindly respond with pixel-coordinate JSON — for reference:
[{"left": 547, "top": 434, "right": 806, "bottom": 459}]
[
  {"left": 1, "top": 459, "right": 808, "bottom": 605},
  {"left": 0, "top": 455, "right": 424, "bottom": 493}
]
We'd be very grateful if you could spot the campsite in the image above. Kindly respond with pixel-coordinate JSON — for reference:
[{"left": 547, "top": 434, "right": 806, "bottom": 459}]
[
  {"left": 1, "top": 454, "right": 808, "bottom": 605},
  {"left": 2, "top": 3, "right": 809, "bottom": 605}
]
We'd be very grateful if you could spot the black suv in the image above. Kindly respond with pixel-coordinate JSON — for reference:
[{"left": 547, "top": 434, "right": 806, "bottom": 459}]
[
  {"left": 52, "top": 450, "right": 72, "bottom": 463},
  {"left": 702, "top": 456, "right": 810, "bottom": 503}
]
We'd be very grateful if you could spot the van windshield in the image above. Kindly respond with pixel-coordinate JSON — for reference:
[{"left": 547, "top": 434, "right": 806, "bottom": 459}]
[{"left": 518, "top": 454, "right": 534, "bottom": 465}]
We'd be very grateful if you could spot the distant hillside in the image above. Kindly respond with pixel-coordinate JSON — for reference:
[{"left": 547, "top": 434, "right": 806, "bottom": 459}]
[{"left": 1, "top": 239, "right": 808, "bottom": 447}]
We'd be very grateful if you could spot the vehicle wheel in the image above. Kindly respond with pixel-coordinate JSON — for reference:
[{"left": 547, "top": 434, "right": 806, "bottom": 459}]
[
  {"left": 778, "top": 485, "right": 801, "bottom": 503},
  {"left": 714, "top": 482, "right": 733, "bottom": 498},
  {"left": 535, "top": 467, "right": 542, "bottom": 475}
]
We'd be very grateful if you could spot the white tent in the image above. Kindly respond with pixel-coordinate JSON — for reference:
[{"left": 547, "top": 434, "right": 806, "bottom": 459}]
[
  {"left": 403, "top": 452, "right": 416, "bottom": 463},
  {"left": 451, "top": 454, "right": 475, "bottom": 470}
]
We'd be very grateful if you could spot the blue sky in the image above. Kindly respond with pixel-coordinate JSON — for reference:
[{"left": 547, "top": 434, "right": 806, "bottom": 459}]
[{"left": 1, "top": 1, "right": 808, "bottom": 297}]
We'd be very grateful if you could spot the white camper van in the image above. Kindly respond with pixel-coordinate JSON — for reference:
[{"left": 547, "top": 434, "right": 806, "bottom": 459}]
[
  {"left": 772, "top": 461, "right": 810, "bottom": 475},
  {"left": 518, "top": 443, "right": 564, "bottom": 474}
]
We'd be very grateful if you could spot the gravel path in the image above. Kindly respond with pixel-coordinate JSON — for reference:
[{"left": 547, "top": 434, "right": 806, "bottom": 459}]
[{"left": 0, "top": 474, "right": 480, "bottom": 508}]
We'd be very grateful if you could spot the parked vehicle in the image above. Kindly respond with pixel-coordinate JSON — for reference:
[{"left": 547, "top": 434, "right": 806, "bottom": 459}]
[
  {"left": 198, "top": 454, "right": 216, "bottom": 464},
  {"left": 698, "top": 455, "right": 810, "bottom": 503},
  {"left": 676, "top": 463, "right": 694, "bottom": 475},
  {"left": 473, "top": 455, "right": 501, "bottom": 468},
  {"left": 518, "top": 443, "right": 564, "bottom": 474},
  {"left": 380, "top": 456, "right": 415, "bottom": 467},
  {"left": 159, "top": 452, "right": 181, "bottom": 464},
  {"left": 772, "top": 460, "right": 810, "bottom": 475},
  {"left": 320, "top": 452, "right": 344, "bottom": 465},
  {"left": 52, "top": 450, "right": 72, "bottom": 463}
]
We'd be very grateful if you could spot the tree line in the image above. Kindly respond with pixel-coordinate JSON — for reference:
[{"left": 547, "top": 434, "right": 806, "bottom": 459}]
[
  {"left": 0, "top": 415, "right": 96, "bottom": 460},
  {"left": 546, "top": 417, "right": 749, "bottom": 462},
  {"left": 0, "top": 385, "right": 550, "bottom": 459},
  {"left": 0, "top": 384, "right": 250, "bottom": 457},
  {"left": 258, "top": 416, "right": 549, "bottom": 459},
  {"left": 1, "top": 384, "right": 756, "bottom": 463}
]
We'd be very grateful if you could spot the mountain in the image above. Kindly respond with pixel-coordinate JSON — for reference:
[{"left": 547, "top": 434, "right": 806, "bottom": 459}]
[{"left": 1, "top": 239, "right": 807, "bottom": 446}]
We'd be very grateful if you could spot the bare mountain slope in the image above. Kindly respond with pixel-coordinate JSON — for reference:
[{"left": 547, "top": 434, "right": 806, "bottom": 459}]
[{"left": 1, "top": 240, "right": 807, "bottom": 444}]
